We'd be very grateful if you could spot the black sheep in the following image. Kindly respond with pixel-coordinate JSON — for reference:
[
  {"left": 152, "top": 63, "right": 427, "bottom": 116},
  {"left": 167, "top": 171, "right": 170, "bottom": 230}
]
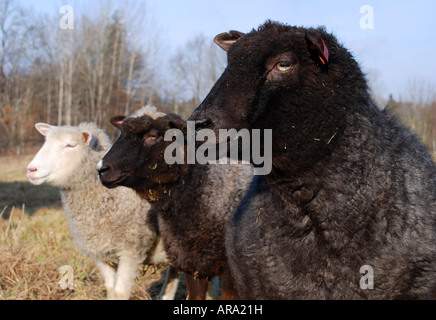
[
  {"left": 189, "top": 21, "right": 436, "bottom": 299},
  {"left": 98, "top": 108, "right": 252, "bottom": 300}
]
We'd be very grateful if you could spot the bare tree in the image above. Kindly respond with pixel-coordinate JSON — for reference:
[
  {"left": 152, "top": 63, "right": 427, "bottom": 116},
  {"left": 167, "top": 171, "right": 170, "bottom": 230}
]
[
  {"left": 169, "top": 33, "right": 226, "bottom": 116},
  {"left": 70, "top": 1, "right": 161, "bottom": 127},
  {"left": 169, "top": 51, "right": 186, "bottom": 114},
  {"left": 0, "top": 0, "right": 40, "bottom": 152},
  {"left": 391, "top": 78, "right": 436, "bottom": 153},
  {"left": 366, "top": 68, "right": 387, "bottom": 108},
  {"left": 0, "top": 0, "right": 166, "bottom": 152},
  {"left": 403, "top": 78, "right": 436, "bottom": 109},
  {"left": 120, "top": 0, "right": 161, "bottom": 113}
]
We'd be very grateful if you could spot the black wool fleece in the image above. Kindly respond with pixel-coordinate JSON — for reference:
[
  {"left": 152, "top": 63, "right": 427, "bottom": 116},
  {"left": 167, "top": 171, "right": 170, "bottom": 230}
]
[{"left": 189, "top": 20, "right": 436, "bottom": 299}]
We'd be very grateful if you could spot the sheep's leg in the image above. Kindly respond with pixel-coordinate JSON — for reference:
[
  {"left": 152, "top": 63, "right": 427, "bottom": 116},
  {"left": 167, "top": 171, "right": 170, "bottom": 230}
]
[
  {"left": 113, "top": 255, "right": 142, "bottom": 300},
  {"left": 159, "top": 266, "right": 180, "bottom": 300},
  {"left": 207, "top": 276, "right": 220, "bottom": 300},
  {"left": 221, "top": 269, "right": 239, "bottom": 300},
  {"left": 184, "top": 272, "right": 209, "bottom": 300},
  {"left": 94, "top": 260, "right": 116, "bottom": 299}
]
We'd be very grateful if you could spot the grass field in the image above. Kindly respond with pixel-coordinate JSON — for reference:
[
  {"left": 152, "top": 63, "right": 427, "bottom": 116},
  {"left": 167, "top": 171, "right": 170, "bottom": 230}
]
[{"left": 0, "top": 153, "right": 185, "bottom": 300}]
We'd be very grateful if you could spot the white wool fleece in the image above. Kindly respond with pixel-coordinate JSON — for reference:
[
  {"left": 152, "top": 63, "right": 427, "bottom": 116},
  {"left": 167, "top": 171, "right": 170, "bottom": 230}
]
[{"left": 27, "top": 122, "right": 177, "bottom": 300}]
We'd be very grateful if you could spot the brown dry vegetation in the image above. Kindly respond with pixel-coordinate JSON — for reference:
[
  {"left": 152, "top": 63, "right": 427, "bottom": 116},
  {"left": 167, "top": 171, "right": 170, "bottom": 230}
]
[{"left": 0, "top": 153, "right": 185, "bottom": 300}]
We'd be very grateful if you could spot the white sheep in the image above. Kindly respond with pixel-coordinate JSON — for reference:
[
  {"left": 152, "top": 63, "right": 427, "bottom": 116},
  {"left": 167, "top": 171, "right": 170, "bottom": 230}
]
[{"left": 26, "top": 122, "right": 179, "bottom": 300}]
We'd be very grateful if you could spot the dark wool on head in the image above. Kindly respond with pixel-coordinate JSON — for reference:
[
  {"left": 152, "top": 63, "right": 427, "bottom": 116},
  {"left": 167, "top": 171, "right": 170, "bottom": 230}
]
[{"left": 189, "top": 20, "right": 436, "bottom": 299}]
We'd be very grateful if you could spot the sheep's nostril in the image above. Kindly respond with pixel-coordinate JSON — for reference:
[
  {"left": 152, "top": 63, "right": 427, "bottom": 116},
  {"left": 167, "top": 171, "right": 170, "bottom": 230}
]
[
  {"left": 27, "top": 167, "right": 37, "bottom": 174},
  {"left": 195, "top": 118, "right": 212, "bottom": 131},
  {"left": 97, "top": 160, "right": 113, "bottom": 176},
  {"left": 97, "top": 164, "right": 111, "bottom": 177}
]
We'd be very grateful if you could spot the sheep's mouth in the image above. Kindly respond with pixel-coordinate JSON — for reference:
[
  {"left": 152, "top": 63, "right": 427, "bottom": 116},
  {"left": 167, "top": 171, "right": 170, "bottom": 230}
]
[
  {"left": 100, "top": 173, "right": 127, "bottom": 189},
  {"left": 27, "top": 174, "right": 49, "bottom": 185},
  {"left": 26, "top": 169, "right": 50, "bottom": 185}
]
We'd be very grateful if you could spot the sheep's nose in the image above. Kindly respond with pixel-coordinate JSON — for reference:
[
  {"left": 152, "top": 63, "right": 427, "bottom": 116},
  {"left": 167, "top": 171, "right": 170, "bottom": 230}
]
[
  {"left": 26, "top": 167, "right": 37, "bottom": 176},
  {"left": 97, "top": 162, "right": 112, "bottom": 177},
  {"left": 194, "top": 118, "right": 212, "bottom": 131}
]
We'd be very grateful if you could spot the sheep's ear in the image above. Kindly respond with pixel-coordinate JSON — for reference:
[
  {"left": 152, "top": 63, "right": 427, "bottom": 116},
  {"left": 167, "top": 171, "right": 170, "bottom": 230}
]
[
  {"left": 305, "top": 31, "right": 329, "bottom": 65},
  {"left": 110, "top": 116, "right": 125, "bottom": 129},
  {"left": 82, "top": 131, "right": 99, "bottom": 149},
  {"left": 168, "top": 118, "right": 187, "bottom": 134},
  {"left": 35, "top": 123, "right": 53, "bottom": 137},
  {"left": 82, "top": 131, "right": 92, "bottom": 144},
  {"left": 214, "top": 30, "right": 245, "bottom": 51}
]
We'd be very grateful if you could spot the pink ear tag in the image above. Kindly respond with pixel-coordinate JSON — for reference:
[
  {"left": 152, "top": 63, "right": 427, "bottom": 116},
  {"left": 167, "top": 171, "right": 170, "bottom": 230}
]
[{"left": 319, "top": 39, "right": 329, "bottom": 65}]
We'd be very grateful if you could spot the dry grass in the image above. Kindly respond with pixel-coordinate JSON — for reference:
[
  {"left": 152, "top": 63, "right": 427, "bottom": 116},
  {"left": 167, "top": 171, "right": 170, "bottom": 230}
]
[
  {"left": 0, "top": 154, "right": 35, "bottom": 183},
  {"left": 0, "top": 153, "right": 184, "bottom": 300},
  {"left": 0, "top": 202, "right": 172, "bottom": 300}
]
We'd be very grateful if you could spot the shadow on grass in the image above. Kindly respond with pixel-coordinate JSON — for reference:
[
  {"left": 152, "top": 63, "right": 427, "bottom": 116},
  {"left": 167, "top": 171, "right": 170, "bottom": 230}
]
[{"left": 0, "top": 181, "right": 61, "bottom": 217}]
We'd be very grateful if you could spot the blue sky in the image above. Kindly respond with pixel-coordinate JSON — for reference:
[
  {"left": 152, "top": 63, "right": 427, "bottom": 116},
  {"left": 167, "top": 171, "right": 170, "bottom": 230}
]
[{"left": 19, "top": 0, "right": 436, "bottom": 101}]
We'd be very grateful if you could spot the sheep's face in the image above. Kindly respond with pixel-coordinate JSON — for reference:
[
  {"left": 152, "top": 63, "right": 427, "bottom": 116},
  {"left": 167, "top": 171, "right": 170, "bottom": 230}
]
[
  {"left": 98, "top": 113, "right": 188, "bottom": 201},
  {"left": 190, "top": 23, "right": 326, "bottom": 131},
  {"left": 27, "top": 124, "right": 94, "bottom": 188},
  {"left": 189, "top": 21, "right": 360, "bottom": 173}
]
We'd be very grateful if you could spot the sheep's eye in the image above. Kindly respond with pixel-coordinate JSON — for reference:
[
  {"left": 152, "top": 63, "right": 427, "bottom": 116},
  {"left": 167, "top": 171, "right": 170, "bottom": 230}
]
[
  {"left": 143, "top": 134, "right": 158, "bottom": 144},
  {"left": 275, "top": 61, "right": 293, "bottom": 72},
  {"left": 64, "top": 143, "right": 77, "bottom": 149},
  {"left": 143, "top": 129, "right": 160, "bottom": 144}
]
